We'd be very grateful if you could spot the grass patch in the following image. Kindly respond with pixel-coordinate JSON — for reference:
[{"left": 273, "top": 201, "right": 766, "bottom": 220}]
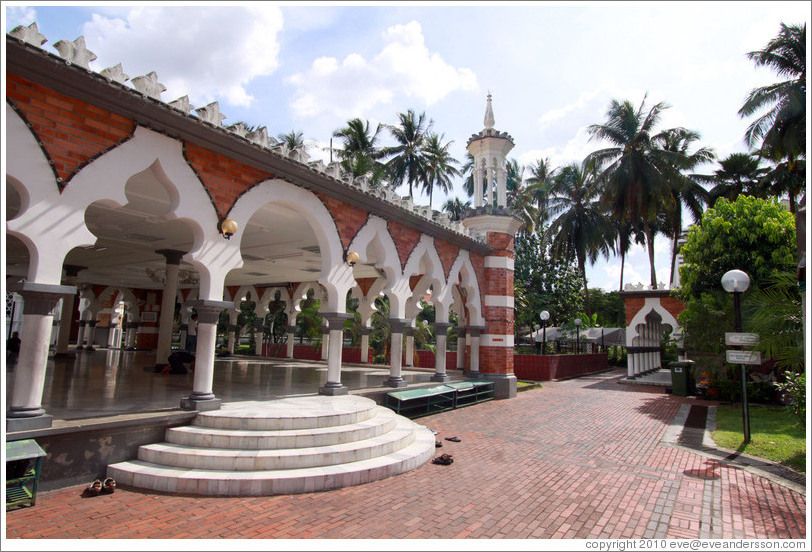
[
  {"left": 517, "top": 381, "right": 541, "bottom": 392},
  {"left": 712, "top": 404, "right": 806, "bottom": 474}
]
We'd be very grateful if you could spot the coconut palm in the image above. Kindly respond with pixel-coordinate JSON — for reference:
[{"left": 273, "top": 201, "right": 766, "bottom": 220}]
[
  {"left": 421, "top": 133, "right": 460, "bottom": 209},
  {"left": 277, "top": 130, "right": 306, "bottom": 150},
  {"left": 587, "top": 96, "right": 690, "bottom": 289},
  {"left": 698, "top": 153, "right": 771, "bottom": 205},
  {"left": 653, "top": 127, "right": 715, "bottom": 284},
  {"left": 332, "top": 119, "right": 384, "bottom": 173},
  {"left": 547, "top": 159, "right": 611, "bottom": 316},
  {"left": 525, "top": 157, "right": 556, "bottom": 223},
  {"left": 739, "top": 22, "right": 806, "bottom": 165},
  {"left": 442, "top": 197, "right": 471, "bottom": 221},
  {"left": 383, "top": 109, "right": 433, "bottom": 198}
]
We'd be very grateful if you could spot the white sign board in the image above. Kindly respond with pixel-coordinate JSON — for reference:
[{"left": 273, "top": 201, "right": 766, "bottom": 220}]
[
  {"left": 725, "top": 332, "right": 760, "bottom": 346},
  {"left": 726, "top": 350, "right": 762, "bottom": 365}
]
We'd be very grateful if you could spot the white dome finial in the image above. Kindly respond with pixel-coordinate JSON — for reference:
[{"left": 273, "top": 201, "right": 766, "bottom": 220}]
[{"left": 484, "top": 92, "right": 495, "bottom": 129}]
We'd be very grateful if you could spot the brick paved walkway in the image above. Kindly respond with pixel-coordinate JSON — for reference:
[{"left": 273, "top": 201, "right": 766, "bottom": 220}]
[{"left": 4, "top": 369, "right": 806, "bottom": 540}]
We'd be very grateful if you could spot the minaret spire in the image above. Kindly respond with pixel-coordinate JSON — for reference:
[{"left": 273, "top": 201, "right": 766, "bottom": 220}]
[{"left": 484, "top": 92, "right": 495, "bottom": 130}]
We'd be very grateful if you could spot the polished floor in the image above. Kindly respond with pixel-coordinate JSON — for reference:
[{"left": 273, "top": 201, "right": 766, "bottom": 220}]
[{"left": 5, "top": 348, "right": 445, "bottom": 421}]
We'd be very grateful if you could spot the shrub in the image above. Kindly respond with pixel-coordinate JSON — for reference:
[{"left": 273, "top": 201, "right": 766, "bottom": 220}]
[{"left": 774, "top": 370, "right": 806, "bottom": 424}]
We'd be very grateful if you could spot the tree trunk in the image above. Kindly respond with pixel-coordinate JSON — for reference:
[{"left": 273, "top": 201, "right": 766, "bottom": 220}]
[
  {"left": 619, "top": 249, "right": 626, "bottom": 292},
  {"left": 645, "top": 221, "right": 657, "bottom": 288},
  {"left": 580, "top": 259, "right": 591, "bottom": 317}
]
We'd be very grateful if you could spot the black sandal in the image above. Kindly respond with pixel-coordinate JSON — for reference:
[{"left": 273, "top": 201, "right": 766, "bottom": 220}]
[
  {"left": 445, "top": 436, "right": 461, "bottom": 442},
  {"left": 84, "top": 479, "right": 102, "bottom": 497},
  {"left": 101, "top": 477, "right": 117, "bottom": 494}
]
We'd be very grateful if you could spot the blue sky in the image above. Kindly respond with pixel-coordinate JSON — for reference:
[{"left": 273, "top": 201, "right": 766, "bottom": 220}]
[{"left": 4, "top": 1, "right": 809, "bottom": 292}]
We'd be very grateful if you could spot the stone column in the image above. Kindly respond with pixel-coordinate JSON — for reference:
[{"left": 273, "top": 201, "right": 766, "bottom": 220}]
[
  {"left": 227, "top": 324, "right": 238, "bottom": 354},
  {"left": 285, "top": 325, "right": 296, "bottom": 358},
  {"left": 253, "top": 319, "right": 264, "bottom": 356},
  {"left": 431, "top": 322, "right": 453, "bottom": 382},
  {"left": 359, "top": 326, "right": 371, "bottom": 364},
  {"left": 54, "top": 293, "right": 76, "bottom": 357},
  {"left": 75, "top": 320, "right": 87, "bottom": 350},
  {"left": 456, "top": 325, "right": 466, "bottom": 370},
  {"left": 403, "top": 325, "right": 415, "bottom": 367},
  {"left": 319, "top": 312, "right": 352, "bottom": 395},
  {"left": 320, "top": 321, "right": 330, "bottom": 360},
  {"left": 85, "top": 320, "right": 98, "bottom": 351},
  {"left": 7, "top": 282, "right": 76, "bottom": 432},
  {"left": 180, "top": 300, "right": 232, "bottom": 412},
  {"left": 386, "top": 319, "right": 409, "bottom": 387},
  {"left": 155, "top": 250, "right": 184, "bottom": 368},
  {"left": 466, "top": 326, "right": 484, "bottom": 377},
  {"left": 125, "top": 321, "right": 138, "bottom": 350}
]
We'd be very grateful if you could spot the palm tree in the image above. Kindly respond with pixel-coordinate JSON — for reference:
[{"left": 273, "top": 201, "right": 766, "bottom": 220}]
[
  {"left": 607, "top": 216, "right": 646, "bottom": 291},
  {"left": 421, "top": 133, "right": 460, "bottom": 209},
  {"left": 654, "top": 127, "right": 715, "bottom": 284},
  {"left": 332, "top": 118, "right": 384, "bottom": 174},
  {"left": 587, "top": 96, "right": 690, "bottom": 289},
  {"left": 547, "top": 159, "right": 611, "bottom": 316},
  {"left": 506, "top": 159, "right": 541, "bottom": 235},
  {"left": 461, "top": 152, "right": 479, "bottom": 199},
  {"left": 739, "top": 23, "right": 806, "bottom": 168},
  {"left": 277, "top": 130, "right": 306, "bottom": 150},
  {"left": 383, "top": 109, "right": 433, "bottom": 198},
  {"left": 698, "top": 153, "right": 771, "bottom": 205},
  {"left": 525, "top": 158, "right": 556, "bottom": 223},
  {"left": 442, "top": 197, "right": 471, "bottom": 221}
]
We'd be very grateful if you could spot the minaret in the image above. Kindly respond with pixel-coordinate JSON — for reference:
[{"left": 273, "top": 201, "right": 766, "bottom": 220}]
[
  {"left": 466, "top": 93, "right": 515, "bottom": 210},
  {"left": 462, "top": 94, "right": 522, "bottom": 399}
]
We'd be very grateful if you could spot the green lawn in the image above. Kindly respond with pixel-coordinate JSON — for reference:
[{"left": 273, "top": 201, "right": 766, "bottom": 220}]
[{"left": 712, "top": 404, "right": 806, "bottom": 474}]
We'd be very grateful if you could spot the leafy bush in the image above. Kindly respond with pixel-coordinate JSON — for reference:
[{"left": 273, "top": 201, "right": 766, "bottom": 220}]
[{"left": 774, "top": 370, "right": 806, "bottom": 424}]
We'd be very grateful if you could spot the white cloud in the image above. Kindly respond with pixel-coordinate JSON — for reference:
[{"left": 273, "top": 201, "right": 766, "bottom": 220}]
[
  {"left": 5, "top": 6, "right": 37, "bottom": 29},
  {"left": 80, "top": 6, "right": 283, "bottom": 107},
  {"left": 285, "top": 20, "right": 477, "bottom": 120}
]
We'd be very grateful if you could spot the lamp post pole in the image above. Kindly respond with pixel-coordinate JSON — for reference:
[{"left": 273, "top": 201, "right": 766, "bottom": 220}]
[
  {"left": 722, "top": 269, "right": 751, "bottom": 444},
  {"left": 540, "top": 310, "right": 550, "bottom": 355},
  {"left": 574, "top": 318, "right": 582, "bottom": 354}
]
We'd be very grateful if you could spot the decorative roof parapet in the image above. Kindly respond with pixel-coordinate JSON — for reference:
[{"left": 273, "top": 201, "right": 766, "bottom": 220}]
[
  {"left": 53, "top": 35, "right": 96, "bottom": 69},
  {"left": 131, "top": 71, "right": 167, "bottom": 100},
  {"left": 247, "top": 126, "right": 271, "bottom": 148},
  {"left": 100, "top": 63, "right": 129, "bottom": 84},
  {"left": 6, "top": 23, "right": 491, "bottom": 249},
  {"left": 195, "top": 101, "right": 226, "bottom": 126},
  {"left": 9, "top": 22, "right": 47, "bottom": 47}
]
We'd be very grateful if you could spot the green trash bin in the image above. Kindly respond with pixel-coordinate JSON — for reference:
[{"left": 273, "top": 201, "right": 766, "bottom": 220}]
[
  {"left": 6, "top": 439, "right": 46, "bottom": 511},
  {"left": 669, "top": 361, "right": 696, "bottom": 396}
]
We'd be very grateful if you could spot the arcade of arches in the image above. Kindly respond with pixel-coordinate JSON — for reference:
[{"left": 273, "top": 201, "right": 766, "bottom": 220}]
[{"left": 5, "top": 28, "right": 523, "bottom": 432}]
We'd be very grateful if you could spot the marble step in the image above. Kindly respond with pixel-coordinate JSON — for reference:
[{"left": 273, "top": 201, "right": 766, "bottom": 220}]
[
  {"left": 107, "top": 426, "right": 436, "bottom": 497},
  {"left": 140, "top": 415, "right": 418, "bottom": 471},
  {"left": 166, "top": 406, "right": 398, "bottom": 450},
  {"left": 193, "top": 395, "right": 377, "bottom": 431}
]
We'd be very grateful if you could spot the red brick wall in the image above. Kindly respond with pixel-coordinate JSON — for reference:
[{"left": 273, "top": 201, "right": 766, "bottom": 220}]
[
  {"left": 514, "top": 353, "right": 609, "bottom": 381},
  {"left": 480, "top": 346, "right": 513, "bottom": 374},
  {"left": 434, "top": 239, "right": 460, "bottom": 279},
  {"left": 184, "top": 143, "right": 272, "bottom": 219},
  {"left": 7, "top": 74, "right": 136, "bottom": 188},
  {"left": 314, "top": 192, "right": 369, "bottom": 249},
  {"left": 624, "top": 295, "right": 686, "bottom": 326},
  {"left": 387, "top": 220, "right": 421, "bottom": 270},
  {"left": 661, "top": 297, "right": 686, "bottom": 320}
]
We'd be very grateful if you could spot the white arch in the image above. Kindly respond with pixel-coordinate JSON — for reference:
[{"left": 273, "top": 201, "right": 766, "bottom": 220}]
[
  {"left": 229, "top": 180, "right": 351, "bottom": 312},
  {"left": 5, "top": 103, "right": 57, "bottom": 215},
  {"left": 625, "top": 298, "right": 680, "bottom": 345},
  {"left": 438, "top": 251, "right": 484, "bottom": 325},
  {"left": 348, "top": 216, "right": 402, "bottom": 286}
]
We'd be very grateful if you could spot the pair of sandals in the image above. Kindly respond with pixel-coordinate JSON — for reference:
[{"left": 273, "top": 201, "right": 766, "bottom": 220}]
[
  {"left": 432, "top": 453, "right": 454, "bottom": 465},
  {"left": 435, "top": 436, "right": 462, "bottom": 447},
  {"left": 84, "top": 477, "right": 116, "bottom": 496}
]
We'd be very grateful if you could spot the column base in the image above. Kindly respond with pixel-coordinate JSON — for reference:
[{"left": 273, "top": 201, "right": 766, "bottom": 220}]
[
  {"left": 85, "top": 346, "right": 96, "bottom": 352},
  {"left": 484, "top": 373, "right": 517, "bottom": 400},
  {"left": 7, "top": 413, "right": 53, "bottom": 432},
  {"left": 385, "top": 377, "right": 408, "bottom": 388},
  {"left": 318, "top": 384, "right": 349, "bottom": 396},
  {"left": 464, "top": 370, "right": 482, "bottom": 379},
  {"left": 180, "top": 396, "right": 222, "bottom": 411},
  {"left": 430, "top": 373, "right": 450, "bottom": 382}
]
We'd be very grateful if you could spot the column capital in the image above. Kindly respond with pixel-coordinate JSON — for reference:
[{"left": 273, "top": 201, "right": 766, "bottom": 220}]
[
  {"left": 359, "top": 326, "right": 372, "bottom": 336},
  {"left": 432, "top": 322, "right": 453, "bottom": 336},
  {"left": 467, "top": 325, "right": 485, "bottom": 337},
  {"left": 186, "top": 300, "right": 233, "bottom": 324},
  {"left": 388, "top": 318, "right": 412, "bottom": 332},
  {"left": 11, "top": 282, "right": 77, "bottom": 315},
  {"left": 322, "top": 312, "right": 353, "bottom": 328},
  {"left": 156, "top": 249, "right": 186, "bottom": 265},
  {"left": 63, "top": 264, "right": 86, "bottom": 279}
]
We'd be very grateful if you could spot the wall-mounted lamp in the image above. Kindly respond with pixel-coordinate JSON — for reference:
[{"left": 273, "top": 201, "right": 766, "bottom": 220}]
[
  {"left": 344, "top": 250, "right": 360, "bottom": 267},
  {"left": 218, "top": 218, "right": 238, "bottom": 240}
]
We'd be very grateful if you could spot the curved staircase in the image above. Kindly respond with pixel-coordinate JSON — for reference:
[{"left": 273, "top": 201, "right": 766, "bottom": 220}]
[{"left": 107, "top": 395, "right": 435, "bottom": 496}]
